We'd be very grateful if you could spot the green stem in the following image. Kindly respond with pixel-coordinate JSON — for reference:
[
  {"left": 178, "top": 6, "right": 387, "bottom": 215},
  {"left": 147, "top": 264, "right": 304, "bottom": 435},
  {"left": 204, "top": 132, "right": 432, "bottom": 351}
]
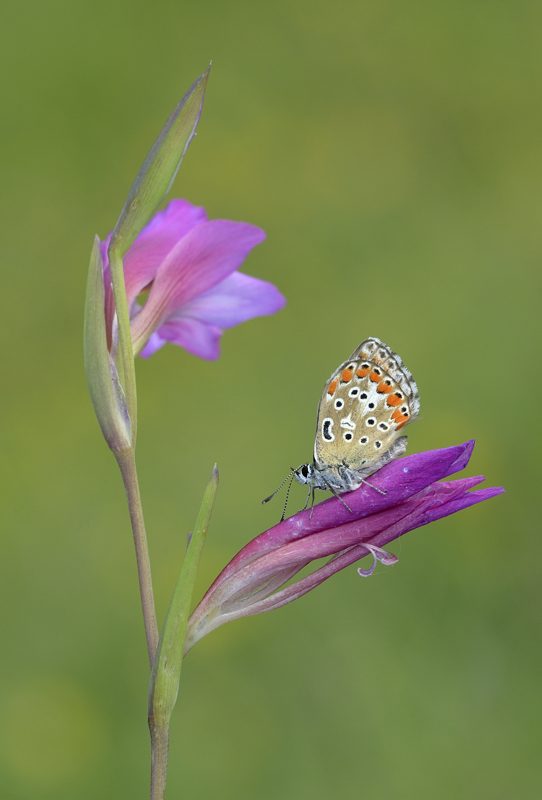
[
  {"left": 149, "top": 724, "right": 169, "bottom": 800},
  {"left": 116, "top": 448, "right": 159, "bottom": 665},
  {"left": 108, "top": 248, "right": 138, "bottom": 446}
]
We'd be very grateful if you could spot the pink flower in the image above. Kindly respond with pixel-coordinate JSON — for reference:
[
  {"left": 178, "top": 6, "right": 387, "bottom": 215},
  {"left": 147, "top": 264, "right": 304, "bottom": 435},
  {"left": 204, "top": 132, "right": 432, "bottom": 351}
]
[
  {"left": 100, "top": 199, "right": 285, "bottom": 360},
  {"left": 184, "top": 441, "right": 504, "bottom": 653}
]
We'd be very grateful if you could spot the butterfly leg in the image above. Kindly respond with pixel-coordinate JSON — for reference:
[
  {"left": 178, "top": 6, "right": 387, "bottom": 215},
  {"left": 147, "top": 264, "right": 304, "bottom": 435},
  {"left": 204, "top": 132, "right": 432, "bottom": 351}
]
[
  {"left": 309, "top": 487, "right": 315, "bottom": 520},
  {"left": 323, "top": 478, "right": 353, "bottom": 513},
  {"left": 360, "top": 477, "right": 386, "bottom": 496},
  {"left": 302, "top": 483, "right": 311, "bottom": 512}
]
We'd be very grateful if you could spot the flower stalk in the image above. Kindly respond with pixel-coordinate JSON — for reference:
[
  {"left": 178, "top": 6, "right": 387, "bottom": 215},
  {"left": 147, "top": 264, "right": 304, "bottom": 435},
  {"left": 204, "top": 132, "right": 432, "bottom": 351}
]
[{"left": 116, "top": 448, "right": 159, "bottom": 664}]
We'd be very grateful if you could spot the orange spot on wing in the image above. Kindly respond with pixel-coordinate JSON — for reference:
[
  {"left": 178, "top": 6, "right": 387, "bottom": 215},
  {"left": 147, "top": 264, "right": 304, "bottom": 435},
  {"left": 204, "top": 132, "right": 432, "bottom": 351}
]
[
  {"left": 356, "top": 366, "right": 370, "bottom": 378},
  {"left": 369, "top": 370, "right": 381, "bottom": 382},
  {"left": 377, "top": 381, "right": 393, "bottom": 394},
  {"left": 386, "top": 393, "right": 403, "bottom": 407},
  {"left": 341, "top": 368, "right": 354, "bottom": 383},
  {"left": 391, "top": 409, "right": 409, "bottom": 425},
  {"left": 327, "top": 379, "right": 338, "bottom": 396},
  {"left": 396, "top": 420, "right": 408, "bottom": 430}
]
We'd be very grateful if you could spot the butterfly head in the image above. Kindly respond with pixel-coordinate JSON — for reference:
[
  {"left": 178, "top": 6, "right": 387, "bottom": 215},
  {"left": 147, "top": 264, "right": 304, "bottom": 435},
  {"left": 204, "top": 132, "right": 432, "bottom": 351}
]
[{"left": 293, "top": 463, "right": 314, "bottom": 486}]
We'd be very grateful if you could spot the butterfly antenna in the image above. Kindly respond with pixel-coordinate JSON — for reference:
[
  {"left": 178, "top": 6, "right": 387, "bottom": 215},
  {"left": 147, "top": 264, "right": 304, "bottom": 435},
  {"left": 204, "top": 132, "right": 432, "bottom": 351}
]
[
  {"left": 262, "top": 469, "right": 296, "bottom": 505},
  {"left": 281, "top": 473, "right": 296, "bottom": 521},
  {"left": 323, "top": 478, "right": 353, "bottom": 513}
]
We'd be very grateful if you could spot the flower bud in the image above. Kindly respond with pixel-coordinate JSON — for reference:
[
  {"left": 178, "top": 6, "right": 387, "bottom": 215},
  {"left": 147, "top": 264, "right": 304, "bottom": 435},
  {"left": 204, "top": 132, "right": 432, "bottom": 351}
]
[
  {"left": 109, "top": 65, "right": 210, "bottom": 262},
  {"left": 84, "top": 236, "right": 132, "bottom": 453}
]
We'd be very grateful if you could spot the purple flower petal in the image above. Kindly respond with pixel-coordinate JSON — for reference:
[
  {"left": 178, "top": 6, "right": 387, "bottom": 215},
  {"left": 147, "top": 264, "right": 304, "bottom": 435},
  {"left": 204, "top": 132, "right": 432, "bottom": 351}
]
[
  {"left": 101, "top": 199, "right": 208, "bottom": 336},
  {"left": 141, "top": 271, "right": 286, "bottom": 360},
  {"left": 215, "top": 442, "right": 478, "bottom": 584},
  {"left": 139, "top": 331, "right": 167, "bottom": 358},
  {"left": 154, "top": 316, "right": 224, "bottom": 360},
  {"left": 171, "top": 271, "right": 286, "bottom": 329},
  {"left": 130, "top": 220, "right": 266, "bottom": 352}
]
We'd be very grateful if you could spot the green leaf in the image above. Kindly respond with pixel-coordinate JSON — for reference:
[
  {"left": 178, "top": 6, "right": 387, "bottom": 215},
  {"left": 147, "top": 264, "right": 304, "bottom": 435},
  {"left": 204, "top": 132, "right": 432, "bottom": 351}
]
[{"left": 149, "top": 465, "right": 219, "bottom": 730}]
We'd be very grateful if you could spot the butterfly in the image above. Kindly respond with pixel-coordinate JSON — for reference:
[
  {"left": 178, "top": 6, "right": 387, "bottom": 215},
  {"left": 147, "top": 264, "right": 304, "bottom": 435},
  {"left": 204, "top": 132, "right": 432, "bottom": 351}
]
[{"left": 264, "top": 337, "right": 420, "bottom": 517}]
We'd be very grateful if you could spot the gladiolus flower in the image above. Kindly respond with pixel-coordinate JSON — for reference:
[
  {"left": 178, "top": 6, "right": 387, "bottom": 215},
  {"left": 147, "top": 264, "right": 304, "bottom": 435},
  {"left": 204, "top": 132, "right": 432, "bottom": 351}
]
[
  {"left": 100, "top": 199, "right": 285, "bottom": 360},
  {"left": 184, "top": 441, "right": 504, "bottom": 653}
]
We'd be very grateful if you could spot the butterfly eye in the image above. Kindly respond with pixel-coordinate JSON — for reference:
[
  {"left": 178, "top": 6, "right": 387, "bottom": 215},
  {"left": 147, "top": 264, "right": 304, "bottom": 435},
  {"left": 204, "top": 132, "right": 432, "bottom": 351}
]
[
  {"left": 300, "top": 465, "right": 309, "bottom": 478},
  {"left": 334, "top": 398, "right": 344, "bottom": 410}
]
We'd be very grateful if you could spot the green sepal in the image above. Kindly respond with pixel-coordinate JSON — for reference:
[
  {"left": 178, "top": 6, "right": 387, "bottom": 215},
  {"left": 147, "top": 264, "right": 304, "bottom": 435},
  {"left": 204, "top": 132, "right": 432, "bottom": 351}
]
[
  {"left": 83, "top": 236, "right": 132, "bottom": 453},
  {"left": 149, "top": 465, "right": 219, "bottom": 729},
  {"left": 109, "top": 64, "right": 210, "bottom": 261}
]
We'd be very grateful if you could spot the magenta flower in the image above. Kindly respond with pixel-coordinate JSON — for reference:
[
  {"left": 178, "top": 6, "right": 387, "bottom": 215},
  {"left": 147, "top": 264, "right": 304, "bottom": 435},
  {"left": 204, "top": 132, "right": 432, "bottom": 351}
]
[
  {"left": 100, "top": 199, "right": 285, "bottom": 360},
  {"left": 184, "top": 441, "right": 504, "bottom": 653}
]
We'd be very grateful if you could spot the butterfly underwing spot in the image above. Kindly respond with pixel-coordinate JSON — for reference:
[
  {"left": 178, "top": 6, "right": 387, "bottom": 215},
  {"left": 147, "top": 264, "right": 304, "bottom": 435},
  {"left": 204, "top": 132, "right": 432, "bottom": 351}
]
[
  {"left": 360, "top": 436, "right": 368, "bottom": 444},
  {"left": 341, "top": 365, "right": 355, "bottom": 382},
  {"left": 334, "top": 398, "right": 344, "bottom": 410},
  {"left": 344, "top": 432, "right": 353, "bottom": 441},
  {"left": 327, "top": 379, "right": 338, "bottom": 396},
  {"left": 391, "top": 408, "right": 409, "bottom": 426},
  {"left": 377, "top": 379, "right": 393, "bottom": 393},
  {"left": 386, "top": 392, "right": 403, "bottom": 407},
  {"left": 375, "top": 441, "right": 382, "bottom": 449},
  {"left": 349, "top": 387, "right": 359, "bottom": 397},
  {"left": 378, "top": 422, "right": 389, "bottom": 431},
  {"left": 367, "top": 401, "right": 376, "bottom": 409},
  {"left": 322, "top": 418, "right": 334, "bottom": 441},
  {"left": 366, "top": 417, "right": 376, "bottom": 426},
  {"left": 357, "top": 364, "right": 371, "bottom": 378},
  {"left": 359, "top": 392, "right": 368, "bottom": 401},
  {"left": 340, "top": 414, "right": 356, "bottom": 430},
  {"left": 369, "top": 368, "right": 382, "bottom": 382}
]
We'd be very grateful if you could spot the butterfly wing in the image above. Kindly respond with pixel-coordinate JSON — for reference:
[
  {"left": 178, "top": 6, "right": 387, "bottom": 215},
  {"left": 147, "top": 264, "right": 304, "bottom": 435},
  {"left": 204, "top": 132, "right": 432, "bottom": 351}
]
[{"left": 314, "top": 337, "right": 420, "bottom": 475}]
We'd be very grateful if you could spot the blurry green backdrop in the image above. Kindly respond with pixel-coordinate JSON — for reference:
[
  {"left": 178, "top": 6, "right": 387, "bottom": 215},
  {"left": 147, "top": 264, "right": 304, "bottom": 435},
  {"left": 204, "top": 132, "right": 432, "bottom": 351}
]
[{"left": 1, "top": 1, "right": 540, "bottom": 798}]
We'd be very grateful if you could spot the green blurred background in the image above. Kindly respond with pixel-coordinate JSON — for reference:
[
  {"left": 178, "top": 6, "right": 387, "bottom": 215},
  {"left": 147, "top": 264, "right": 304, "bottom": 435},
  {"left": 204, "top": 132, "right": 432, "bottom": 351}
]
[{"left": 1, "top": 1, "right": 540, "bottom": 798}]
